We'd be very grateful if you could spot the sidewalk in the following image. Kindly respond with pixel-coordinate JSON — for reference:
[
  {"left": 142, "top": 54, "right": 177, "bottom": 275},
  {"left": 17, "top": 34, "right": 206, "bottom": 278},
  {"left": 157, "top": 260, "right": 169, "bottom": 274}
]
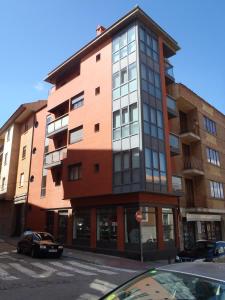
[{"left": 1, "top": 236, "right": 169, "bottom": 271}]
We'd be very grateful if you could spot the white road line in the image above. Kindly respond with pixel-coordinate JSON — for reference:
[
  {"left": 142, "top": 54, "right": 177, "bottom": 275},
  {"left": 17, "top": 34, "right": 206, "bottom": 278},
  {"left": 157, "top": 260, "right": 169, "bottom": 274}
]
[
  {"left": 67, "top": 261, "right": 117, "bottom": 275},
  {"left": 90, "top": 279, "right": 117, "bottom": 294},
  {"left": 0, "top": 263, "right": 18, "bottom": 280},
  {"left": 91, "top": 263, "right": 138, "bottom": 273},
  {"left": 50, "top": 261, "right": 97, "bottom": 276},
  {"left": 0, "top": 251, "right": 9, "bottom": 255},
  {"left": 76, "top": 293, "right": 99, "bottom": 300},
  {"left": 32, "top": 262, "right": 74, "bottom": 277},
  {"left": 10, "top": 263, "right": 51, "bottom": 278}
]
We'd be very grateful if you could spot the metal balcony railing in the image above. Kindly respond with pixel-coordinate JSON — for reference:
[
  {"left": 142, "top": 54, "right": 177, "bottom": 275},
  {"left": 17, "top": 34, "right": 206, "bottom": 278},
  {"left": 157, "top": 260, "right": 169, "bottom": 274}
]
[
  {"left": 44, "top": 147, "right": 67, "bottom": 167},
  {"left": 47, "top": 114, "right": 69, "bottom": 136},
  {"left": 180, "top": 123, "right": 200, "bottom": 136},
  {"left": 183, "top": 157, "right": 203, "bottom": 171}
]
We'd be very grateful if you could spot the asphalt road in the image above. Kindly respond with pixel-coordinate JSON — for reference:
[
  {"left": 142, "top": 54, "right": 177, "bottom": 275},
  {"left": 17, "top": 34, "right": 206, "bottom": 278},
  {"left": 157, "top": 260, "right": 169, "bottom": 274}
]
[{"left": 0, "top": 246, "right": 139, "bottom": 300}]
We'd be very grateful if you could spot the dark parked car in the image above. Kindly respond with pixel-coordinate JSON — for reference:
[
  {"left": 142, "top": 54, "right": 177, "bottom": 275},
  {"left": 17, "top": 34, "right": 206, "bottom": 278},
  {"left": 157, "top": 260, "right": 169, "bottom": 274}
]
[
  {"left": 100, "top": 262, "right": 225, "bottom": 300},
  {"left": 176, "top": 240, "right": 225, "bottom": 262},
  {"left": 17, "top": 231, "right": 63, "bottom": 258}
]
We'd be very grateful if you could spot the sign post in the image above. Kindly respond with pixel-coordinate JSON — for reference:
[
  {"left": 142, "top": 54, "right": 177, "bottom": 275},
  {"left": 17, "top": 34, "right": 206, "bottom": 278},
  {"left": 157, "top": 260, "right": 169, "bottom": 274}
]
[{"left": 135, "top": 209, "right": 143, "bottom": 262}]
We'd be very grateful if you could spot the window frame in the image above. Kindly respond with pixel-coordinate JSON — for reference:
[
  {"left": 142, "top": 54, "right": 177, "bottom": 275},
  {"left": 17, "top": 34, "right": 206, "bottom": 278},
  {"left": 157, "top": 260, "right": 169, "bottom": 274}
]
[
  {"left": 69, "top": 125, "right": 83, "bottom": 144},
  {"left": 68, "top": 163, "right": 82, "bottom": 181}
]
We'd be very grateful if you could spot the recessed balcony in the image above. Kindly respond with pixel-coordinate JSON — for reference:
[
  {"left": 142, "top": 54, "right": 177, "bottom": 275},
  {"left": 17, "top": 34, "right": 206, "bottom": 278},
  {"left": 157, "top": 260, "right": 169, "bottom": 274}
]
[
  {"left": 169, "top": 133, "right": 180, "bottom": 156},
  {"left": 167, "top": 95, "right": 178, "bottom": 119},
  {"left": 44, "top": 147, "right": 67, "bottom": 169},
  {"left": 180, "top": 126, "right": 200, "bottom": 144},
  {"left": 183, "top": 157, "right": 204, "bottom": 177},
  {"left": 46, "top": 114, "right": 69, "bottom": 138},
  {"left": 164, "top": 59, "right": 175, "bottom": 83}
]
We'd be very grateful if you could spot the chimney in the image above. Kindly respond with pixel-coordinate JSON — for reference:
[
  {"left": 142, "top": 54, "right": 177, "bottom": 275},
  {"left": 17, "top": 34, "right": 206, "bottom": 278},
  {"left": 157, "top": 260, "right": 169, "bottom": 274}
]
[{"left": 96, "top": 25, "right": 106, "bottom": 36}]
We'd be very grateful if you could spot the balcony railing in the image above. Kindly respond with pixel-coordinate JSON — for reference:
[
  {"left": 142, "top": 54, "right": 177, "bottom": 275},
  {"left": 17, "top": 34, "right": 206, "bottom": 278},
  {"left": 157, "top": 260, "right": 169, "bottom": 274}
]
[
  {"left": 183, "top": 157, "right": 204, "bottom": 176},
  {"left": 167, "top": 95, "right": 177, "bottom": 118},
  {"left": 180, "top": 123, "right": 200, "bottom": 144},
  {"left": 47, "top": 114, "right": 69, "bottom": 138},
  {"left": 169, "top": 133, "right": 180, "bottom": 156},
  {"left": 44, "top": 147, "right": 67, "bottom": 169},
  {"left": 164, "top": 59, "right": 174, "bottom": 80}
]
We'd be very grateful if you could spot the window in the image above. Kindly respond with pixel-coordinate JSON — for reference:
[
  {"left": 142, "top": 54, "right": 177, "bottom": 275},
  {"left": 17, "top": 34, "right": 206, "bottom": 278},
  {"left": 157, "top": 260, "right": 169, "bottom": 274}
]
[
  {"left": 71, "top": 92, "right": 84, "bottom": 110},
  {"left": 162, "top": 208, "right": 175, "bottom": 248},
  {"left": 95, "top": 87, "right": 100, "bottom": 95},
  {"left": 94, "top": 123, "right": 100, "bottom": 132},
  {"left": 68, "top": 163, "right": 82, "bottom": 181},
  {"left": 32, "top": 147, "right": 37, "bottom": 154},
  {"left": 1, "top": 177, "right": 5, "bottom": 191},
  {"left": 172, "top": 176, "right": 182, "bottom": 192},
  {"left": 24, "top": 123, "right": 28, "bottom": 132},
  {"left": 69, "top": 126, "right": 83, "bottom": 144},
  {"left": 34, "top": 121, "right": 39, "bottom": 128},
  {"left": 54, "top": 170, "right": 61, "bottom": 186},
  {"left": 6, "top": 128, "right": 11, "bottom": 142},
  {"left": 145, "top": 148, "right": 167, "bottom": 186},
  {"left": 40, "top": 169, "right": 47, "bottom": 197},
  {"left": 210, "top": 181, "right": 224, "bottom": 199},
  {"left": 96, "top": 53, "right": 101, "bottom": 62},
  {"left": 73, "top": 209, "right": 90, "bottom": 244},
  {"left": 206, "top": 147, "right": 220, "bottom": 166},
  {"left": 22, "top": 146, "right": 26, "bottom": 159},
  {"left": 143, "top": 104, "right": 164, "bottom": 140},
  {"left": 4, "top": 152, "right": 8, "bottom": 165},
  {"left": 204, "top": 116, "right": 216, "bottom": 135},
  {"left": 94, "top": 163, "right": 100, "bottom": 173},
  {"left": 19, "top": 173, "right": 24, "bottom": 187}
]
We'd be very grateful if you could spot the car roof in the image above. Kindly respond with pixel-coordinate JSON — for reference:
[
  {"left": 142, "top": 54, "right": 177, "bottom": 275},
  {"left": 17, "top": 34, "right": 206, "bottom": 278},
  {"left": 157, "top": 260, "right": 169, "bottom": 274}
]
[{"left": 159, "top": 262, "right": 225, "bottom": 282}]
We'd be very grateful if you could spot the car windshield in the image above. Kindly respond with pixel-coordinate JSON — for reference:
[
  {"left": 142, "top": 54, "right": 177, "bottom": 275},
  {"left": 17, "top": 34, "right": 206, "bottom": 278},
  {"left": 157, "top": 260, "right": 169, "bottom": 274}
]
[
  {"left": 33, "top": 232, "right": 55, "bottom": 242},
  {"left": 102, "top": 269, "right": 225, "bottom": 300},
  {"left": 195, "top": 241, "right": 215, "bottom": 250}
]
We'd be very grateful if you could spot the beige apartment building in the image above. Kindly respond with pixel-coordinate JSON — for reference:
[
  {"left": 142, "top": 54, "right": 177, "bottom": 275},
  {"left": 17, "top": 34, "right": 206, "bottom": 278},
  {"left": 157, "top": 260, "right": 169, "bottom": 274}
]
[
  {"left": 169, "top": 83, "right": 225, "bottom": 249},
  {"left": 0, "top": 100, "right": 46, "bottom": 236}
]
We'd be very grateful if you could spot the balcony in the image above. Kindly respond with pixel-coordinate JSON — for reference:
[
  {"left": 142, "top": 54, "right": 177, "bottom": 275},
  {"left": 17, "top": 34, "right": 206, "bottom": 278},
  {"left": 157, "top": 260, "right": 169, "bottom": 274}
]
[
  {"left": 164, "top": 59, "right": 175, "bottom": 83},
  {"left": 180, "top": 125, "right": 200, "bottom": 144},
  {"left": 169, "top": 133, "right": 180, "bottom": 156},
  {"left": 183, "top": 157, "right": 204, "bottom": 177},
  {"left": 167, "top": 95, "right": 178, "bottom": 119},
  {"left": 46, "top": 114, "right": 69, "bottom": 138},
  {"left": 44, "top": 147, "right": 67, "bottom": 169}
]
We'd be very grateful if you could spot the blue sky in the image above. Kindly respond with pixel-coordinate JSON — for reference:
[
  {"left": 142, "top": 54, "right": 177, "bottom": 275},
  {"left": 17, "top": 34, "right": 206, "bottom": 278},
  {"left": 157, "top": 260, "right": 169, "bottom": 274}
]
[{"left": 0, "top": 0, "right": 225, "bottom": 126}]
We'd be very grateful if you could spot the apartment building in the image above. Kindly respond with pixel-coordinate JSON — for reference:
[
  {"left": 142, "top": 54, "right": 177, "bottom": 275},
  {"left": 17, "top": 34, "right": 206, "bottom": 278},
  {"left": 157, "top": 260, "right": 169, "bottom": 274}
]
[
  {"left": 26, "top": 7, "right": 181, "bottom": 260},
  {"left": 169, "top": 83, "right": 225, "bottom": 249},
  {"left": 0, "top": 101, "right": 47, "bottom": 236}
]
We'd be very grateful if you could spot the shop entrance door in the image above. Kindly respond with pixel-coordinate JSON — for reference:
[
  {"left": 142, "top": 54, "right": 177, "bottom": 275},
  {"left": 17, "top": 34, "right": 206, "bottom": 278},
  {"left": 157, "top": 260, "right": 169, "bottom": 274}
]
[{"left": 58, "top": 211, "right": 68, "bottom": 243}]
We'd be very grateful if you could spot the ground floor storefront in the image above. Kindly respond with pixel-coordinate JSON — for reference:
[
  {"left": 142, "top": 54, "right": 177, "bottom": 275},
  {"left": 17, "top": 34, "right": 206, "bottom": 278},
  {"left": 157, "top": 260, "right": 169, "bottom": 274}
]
[
  {"left": 181, "top": 211, "right": 224, "bottom": 250},
  {"left": 43, "top": 193, "right": 180, "bottom": 261}
]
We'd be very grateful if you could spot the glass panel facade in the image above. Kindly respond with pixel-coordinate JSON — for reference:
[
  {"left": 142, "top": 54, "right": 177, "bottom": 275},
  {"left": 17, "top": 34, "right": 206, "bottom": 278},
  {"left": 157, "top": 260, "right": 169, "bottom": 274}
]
[
  {"left": 125, "top": 207, "right": 140, "bottom": 252},
  {"left": 141, "top": 207, "right": 157, "bottom": 251}
]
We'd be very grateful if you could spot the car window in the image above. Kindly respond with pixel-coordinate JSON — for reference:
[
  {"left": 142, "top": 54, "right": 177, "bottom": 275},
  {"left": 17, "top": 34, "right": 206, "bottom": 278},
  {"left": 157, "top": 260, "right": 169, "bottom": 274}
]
[
  {"left": 102, "top": 270, "right": 225, "bottom": 300},
  {"left": 196, "top": 242, "right": 215, "bottom": 250},
  {"left": 32, "top": 232, "right": 54, "bottom": 242}
]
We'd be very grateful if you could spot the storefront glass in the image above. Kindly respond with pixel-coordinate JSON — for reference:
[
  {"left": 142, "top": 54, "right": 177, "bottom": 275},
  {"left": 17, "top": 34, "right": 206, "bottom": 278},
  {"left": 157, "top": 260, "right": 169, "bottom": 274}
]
[
  {"left": 125, "top": 207, "right": 140, "bottom": 252},
  {"left": 73, "top": 209, "right": 90, "bottom": 246},
  {"left": 141, "top": 207, "right": 157, "bottom": 251},
  {"left": 96, "top": 207, "right": 117, "bottom": 249},
  {"left": 162, "top": 208, "right": 175, "bottom": 248}
]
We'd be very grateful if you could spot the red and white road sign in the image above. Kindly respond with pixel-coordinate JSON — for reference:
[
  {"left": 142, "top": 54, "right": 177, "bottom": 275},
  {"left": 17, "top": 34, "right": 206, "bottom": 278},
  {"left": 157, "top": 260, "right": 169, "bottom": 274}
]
[{"left": 135, "top": 210, "right": 142, "bottom": 222}]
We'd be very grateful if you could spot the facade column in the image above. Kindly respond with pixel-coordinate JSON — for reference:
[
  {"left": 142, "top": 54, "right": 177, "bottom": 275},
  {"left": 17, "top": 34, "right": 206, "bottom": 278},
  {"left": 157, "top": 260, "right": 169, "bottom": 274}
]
[
  {"left": 173, "top": 208, "right": 180, "bottom": 249},
  {"left": 156, "top": 207, "right": 164, "bottom": 250},
  {"left": 117, "top": 206, "right": 125, "bottom": 252},
  {"left": 53, "top": 210, "right": 59, "bottom": 239},
  {"left": 67, "top": 209, "right": 73, "bottom": 245},
  {"left": 90, "top": 208, "right": 96, "bottom": 249}
]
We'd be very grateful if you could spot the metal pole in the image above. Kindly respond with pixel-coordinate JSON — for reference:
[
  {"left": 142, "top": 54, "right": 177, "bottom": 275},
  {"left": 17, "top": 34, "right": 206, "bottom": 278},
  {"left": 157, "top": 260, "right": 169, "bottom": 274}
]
[{"left": 140, "top": 207, "right": 143, "bottom": 263}]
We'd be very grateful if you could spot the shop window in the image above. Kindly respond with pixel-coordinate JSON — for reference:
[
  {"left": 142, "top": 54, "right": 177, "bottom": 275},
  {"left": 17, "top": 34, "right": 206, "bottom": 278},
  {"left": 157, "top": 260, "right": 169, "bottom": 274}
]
[
  {"left": 141, "top": 207, "right": 157, "bottom": 251},
  {"left": 125, "top": 207, "right": 140, "bottom": 252},
  {"left": 73, "top": 209, "right": 91, "bottom": 246},
  {"left": 162, "top": 208, "right": 175, "bottom": 248},
  {"left": 97, "top": 207, "right": 117, "bottom": 249}
]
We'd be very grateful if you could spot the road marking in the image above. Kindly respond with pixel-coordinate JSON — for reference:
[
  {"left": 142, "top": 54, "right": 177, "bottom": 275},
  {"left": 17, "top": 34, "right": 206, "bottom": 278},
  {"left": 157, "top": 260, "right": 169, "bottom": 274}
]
[
  {"left": 67, "top": 261, "right": 117, "bottom": 275},
  {"left": 0, "top": 263, "right": 18, "bottom": 280},
  {"left": 50, "top": 261, "right": 97, "bottom": 276},
  {"left": 76, "top": 293, "right": 99, "bottom": 300},
  {"left": 32, "top": 262, "right": 74, "bottom": 277},
  {"left": 90, "top": 279, "right": 117, "bottom": 294},
  {"left": 10, "top": 263, "right": 51, "bottom": 278},
  {"left": 0, "top": 251, "right": 9, "bottom": 255},
  {"left": 91, "top": 263, "right": 138, "bottom": 273}
]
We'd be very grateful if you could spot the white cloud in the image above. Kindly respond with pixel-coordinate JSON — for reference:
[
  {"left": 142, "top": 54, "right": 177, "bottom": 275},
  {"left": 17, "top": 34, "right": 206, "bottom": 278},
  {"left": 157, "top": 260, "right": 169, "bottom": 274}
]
[{"left": 34, "top": 82, "right": 45, "bottom": 91}]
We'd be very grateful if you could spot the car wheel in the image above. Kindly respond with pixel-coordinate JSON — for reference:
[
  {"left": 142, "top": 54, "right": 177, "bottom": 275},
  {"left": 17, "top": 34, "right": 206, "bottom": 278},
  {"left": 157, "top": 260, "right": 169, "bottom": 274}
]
[
  {"left": 17, "top": 246, "right": 22, "bottom": 254},
  {"left": 31, "top": 248, "right": 36, "bottom": 258}
]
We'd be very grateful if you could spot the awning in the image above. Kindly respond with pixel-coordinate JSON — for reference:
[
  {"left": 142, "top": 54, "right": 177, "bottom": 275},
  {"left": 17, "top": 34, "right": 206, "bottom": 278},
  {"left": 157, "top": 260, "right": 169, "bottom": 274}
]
[{"left": 186, "top": 213, "right": 221, "bottom": 222}]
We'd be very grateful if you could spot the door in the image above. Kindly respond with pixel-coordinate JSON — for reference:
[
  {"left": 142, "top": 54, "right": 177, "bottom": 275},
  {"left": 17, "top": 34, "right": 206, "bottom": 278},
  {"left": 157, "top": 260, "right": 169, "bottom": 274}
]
[
  {"left": 179, "top": 111, "right": 188, "bottom": 133},
  {"left": 185, "top": 179, "right": 194, "bottom": 207},
  {"left": 58, "top": 211, "right": 68, "bottom": 243}
]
